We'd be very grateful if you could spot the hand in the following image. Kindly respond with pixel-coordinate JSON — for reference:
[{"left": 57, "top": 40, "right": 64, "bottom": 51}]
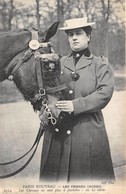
[{"left": 56, "top": 100, "right": 74, "bottom": 113}]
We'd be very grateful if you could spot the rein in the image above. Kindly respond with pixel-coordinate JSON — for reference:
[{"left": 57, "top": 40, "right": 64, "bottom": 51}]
[{"left": 0, "top": 30, "right": 66, "bottom": 179}]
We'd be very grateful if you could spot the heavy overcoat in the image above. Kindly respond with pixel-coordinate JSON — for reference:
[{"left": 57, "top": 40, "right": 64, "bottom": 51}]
[{"left": 40, "top": 53, "right": 115, "bottom": 182}]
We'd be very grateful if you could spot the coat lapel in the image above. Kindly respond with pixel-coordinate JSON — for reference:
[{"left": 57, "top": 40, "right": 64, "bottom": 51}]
[
  {"left": 64, "top": 54, "right": 93, "bottom": 71},
  {"left": 64, "top": 55, "right": 75, "bottom": 71},
  {"left": 75, "top": 54, "right": 93, "bottom": 70}
]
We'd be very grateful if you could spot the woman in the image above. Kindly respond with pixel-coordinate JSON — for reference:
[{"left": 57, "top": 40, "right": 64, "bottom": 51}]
[{"left": 40, "top": 17, "right": 115, "bottom": 182}]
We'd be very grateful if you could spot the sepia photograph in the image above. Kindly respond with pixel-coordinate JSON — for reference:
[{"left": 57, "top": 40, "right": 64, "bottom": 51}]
[{"left": 0, "top": 0, "right": 125, "bottom": 193}]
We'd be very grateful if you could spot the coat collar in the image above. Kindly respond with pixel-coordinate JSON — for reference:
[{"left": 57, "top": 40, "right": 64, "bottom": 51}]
[{"left": 64, "top": 53, "right": 93, "bottom": 71}]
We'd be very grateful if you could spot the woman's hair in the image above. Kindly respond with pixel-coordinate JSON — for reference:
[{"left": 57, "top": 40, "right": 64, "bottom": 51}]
[
  {"left": 82, "top": 26, "right": 92, "bottom": 36},
  {"left": 65, "top": 26, "right": 92, "bottom": 37}
]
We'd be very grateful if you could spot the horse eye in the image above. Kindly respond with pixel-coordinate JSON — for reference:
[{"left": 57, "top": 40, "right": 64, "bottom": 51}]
[{"left": 38, "top": 38, "right": 45, "bottom": 43}]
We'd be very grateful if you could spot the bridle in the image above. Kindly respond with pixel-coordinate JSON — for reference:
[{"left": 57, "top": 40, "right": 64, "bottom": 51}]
[
  {"left": 5, "top": 31, "right": 66, "bottom": 106},
  {"left": 5, "top": 30, "right": 66, "bottom": 122},
  {"left": 0, "top": 30, "right": 66, "bottom": 178}
]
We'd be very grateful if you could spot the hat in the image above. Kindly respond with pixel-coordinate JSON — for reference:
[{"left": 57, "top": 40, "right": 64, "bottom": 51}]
[{"left": 59, "top": 17, "right": 95, "bottom": 30}]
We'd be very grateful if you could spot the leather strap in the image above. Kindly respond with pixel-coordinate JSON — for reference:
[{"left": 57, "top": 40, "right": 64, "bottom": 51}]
[
  {"left": 0, "top": 144, "right": 38, "bottom": 179},
  {"left": 5, "top": 49, "right": 33, "bottom": 77},
  {"left": 35, "top": 57, "right": 46, "bottom": 95},
  {"left": 31, "top": 30, "right": 38, "bottom": 40},
  {"left": 5, "top": 30, "right": 38, "bottom": 77},
  {"left": 0, "top": 123, "right": 45, "bottom": 179},
  {"left": 46, "top": 83, "right": 67, "bottom": 93}
]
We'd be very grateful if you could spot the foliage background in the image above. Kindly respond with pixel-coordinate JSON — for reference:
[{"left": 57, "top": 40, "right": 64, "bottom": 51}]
[{"left": 0, "top": 0, "right": 125, "bottom": 66}]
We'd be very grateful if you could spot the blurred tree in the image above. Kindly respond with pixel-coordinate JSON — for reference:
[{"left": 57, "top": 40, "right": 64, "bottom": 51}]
[
  {"left": 57, "top": 0, "right": 64, "bottom": 22},
  {"left": 0, "top": 0, "right": 14, "bottom": 30},
  {"left": 56, "top": 0, "right": 64, "bottom": 52},
  {"left": 8, "top": 0, "right": 14, "bottom": 30},
  {"left": 98, "top": 0, "right": 111, "bottom": 56},
  {"left": 35, "top": 0, "right": 41, "bottom": 29},
  {"left": 0, "top": 0, "right": 124, "bottom": 67}
]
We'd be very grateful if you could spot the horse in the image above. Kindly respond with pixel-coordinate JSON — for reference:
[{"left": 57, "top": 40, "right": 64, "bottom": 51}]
[{"left": 0, "top": 21, "right": 66, "bottom": 178}]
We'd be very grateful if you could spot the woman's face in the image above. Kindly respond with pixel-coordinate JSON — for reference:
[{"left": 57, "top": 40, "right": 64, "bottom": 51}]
[{"left": 67, "top": 28, "right": 90, "bottom": 51}]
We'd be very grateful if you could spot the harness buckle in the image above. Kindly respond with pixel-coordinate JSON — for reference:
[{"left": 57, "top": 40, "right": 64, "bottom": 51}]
[
  {"left": 39, "top": 88, "right": 46, "bottom": 96},
  {"left": 29, "top": 40, "right": 40, "bottom": 50}
]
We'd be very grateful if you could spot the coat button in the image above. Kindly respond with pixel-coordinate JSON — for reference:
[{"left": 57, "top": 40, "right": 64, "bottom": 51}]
[
  {"left": 69, "top": 90, "right": 73, "bottom": 94},
  {"left": 71, "top": 71, "right": 75, "bottom": 74},
  {"left": 61, "top": 70, "right": 63, "bottom": 75},
  {"left": 76, "top": 53, "right": 80, "bottom": 58},
  {"left": 55, "top": 128, "right": 59, "bottom": 132},
  {"left": 67, "top": 130, "right": 71, "bottom": 135}
]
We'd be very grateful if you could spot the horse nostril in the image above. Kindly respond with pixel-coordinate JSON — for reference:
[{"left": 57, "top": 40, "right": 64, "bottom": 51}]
[{"left": 39, "top": 38, "right": 45, "bottom": 42}]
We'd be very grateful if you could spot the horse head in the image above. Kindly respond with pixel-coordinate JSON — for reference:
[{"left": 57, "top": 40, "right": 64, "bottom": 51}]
[
  {"left": 1, "top": 21, "right": 65, "bottom": 124},
  {"left": 0, "top": 21, "right": 68, "bottom": 179}
]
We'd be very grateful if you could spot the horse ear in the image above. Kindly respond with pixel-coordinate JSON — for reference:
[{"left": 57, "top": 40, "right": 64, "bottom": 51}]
[{"left": 44, "top": 21, "right": 60, "bottom": 41}]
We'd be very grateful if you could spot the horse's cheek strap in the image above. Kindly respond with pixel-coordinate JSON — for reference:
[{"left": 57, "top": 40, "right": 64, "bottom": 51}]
[
  {"left": 31, "top": 30, "right": 39, "bottom": 41},
  {"left": 35, "top": 57, "right": 46, "bottom": 97}
]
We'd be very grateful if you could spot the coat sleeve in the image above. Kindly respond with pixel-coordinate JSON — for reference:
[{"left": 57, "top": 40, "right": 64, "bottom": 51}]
[{"left": 72, "top": 56, "right": 114, "bottom": 115}]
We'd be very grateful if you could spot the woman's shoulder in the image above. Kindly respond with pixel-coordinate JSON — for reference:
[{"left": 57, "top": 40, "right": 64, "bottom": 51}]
[
  {"left": 60, "top": 55, "right": 68, "bottom": 61},
  {"left": 92, "top": 55, "right": 113, "bottom": 75},
  {"left": 93, "top": 55, "right": 109, "bottom": 66}
]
